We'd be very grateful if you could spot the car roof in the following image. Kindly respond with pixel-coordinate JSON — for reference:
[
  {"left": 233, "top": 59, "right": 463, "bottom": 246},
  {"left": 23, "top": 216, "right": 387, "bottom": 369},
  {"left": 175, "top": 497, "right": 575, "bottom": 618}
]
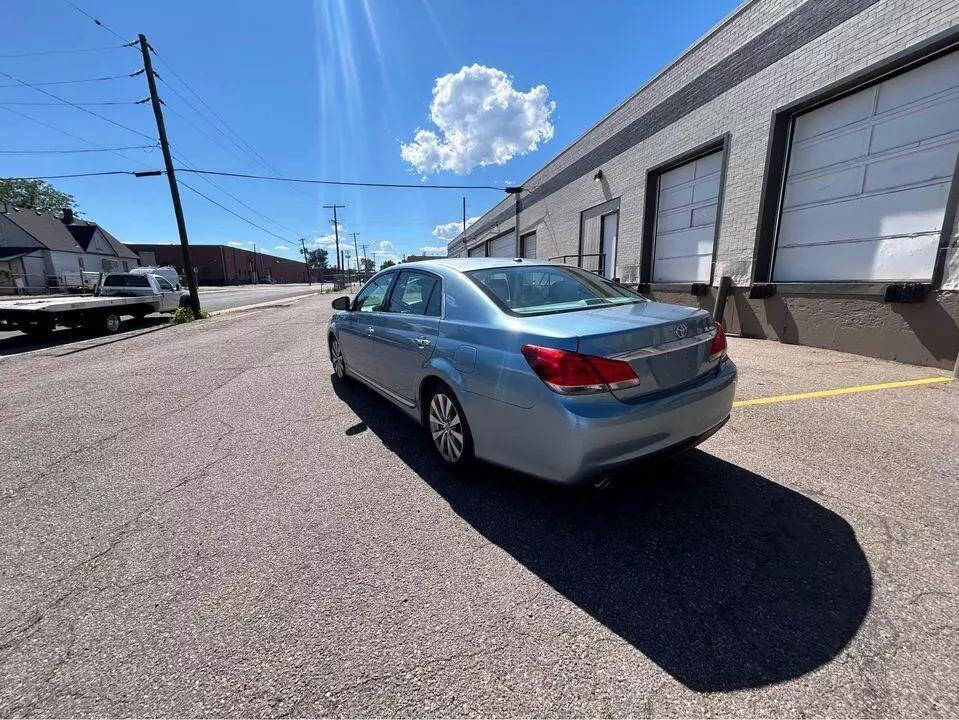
[{"left": 399, "top": 257, "right": 557, "bottom": 273}]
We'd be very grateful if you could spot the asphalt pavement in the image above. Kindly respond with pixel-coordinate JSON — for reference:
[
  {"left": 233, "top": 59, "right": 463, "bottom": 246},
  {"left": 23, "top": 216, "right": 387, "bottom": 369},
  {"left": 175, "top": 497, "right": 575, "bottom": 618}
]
[{"left": 0, "top": 295, "right": 956, "bottom": 716}]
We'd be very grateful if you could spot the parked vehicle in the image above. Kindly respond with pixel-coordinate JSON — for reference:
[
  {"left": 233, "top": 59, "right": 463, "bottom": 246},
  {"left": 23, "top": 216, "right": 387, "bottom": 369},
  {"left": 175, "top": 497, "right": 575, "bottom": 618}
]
[
  {"left": 0, "top": 272, "right": 186, "bottom": 338},
  {"left": 130, "top": 265, "right": 181, "bottom": 288},
  {"left": 327, "top": 258, "right": 736, "bottom": 485}
]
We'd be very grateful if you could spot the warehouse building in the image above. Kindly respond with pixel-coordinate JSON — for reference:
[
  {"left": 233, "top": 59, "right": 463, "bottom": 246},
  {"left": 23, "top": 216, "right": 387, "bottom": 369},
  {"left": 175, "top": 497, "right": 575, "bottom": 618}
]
[
  {"left": 450, "top": 0, "right": 959, "bottom": 369},
  {"left": 127, "top": 244, "right": 309, "bottom": 286}
]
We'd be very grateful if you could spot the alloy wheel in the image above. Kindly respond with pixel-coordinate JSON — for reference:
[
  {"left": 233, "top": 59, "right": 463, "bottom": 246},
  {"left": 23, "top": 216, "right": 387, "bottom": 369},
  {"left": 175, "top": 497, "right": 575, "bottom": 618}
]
[
  {"left": 331, "top": 338, "right": 345, "bottom": 379},
  {"left": 429, "top": 392, "right": 464, "bottom": 462}
]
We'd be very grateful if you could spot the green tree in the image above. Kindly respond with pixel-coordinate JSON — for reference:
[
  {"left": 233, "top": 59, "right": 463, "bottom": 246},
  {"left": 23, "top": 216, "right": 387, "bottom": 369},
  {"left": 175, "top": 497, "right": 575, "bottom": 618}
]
[
  {"left": 360, "top": 257, "right": 375, "bottom": 272},
  {"left": 305, "top": 247, "right": 329, "bottom": 270},
  {"left": 380, "top": 259, "right": 396, "bottom": 270},
  {"left": 0, "top": 179, "right": 79, "bottom": 216}
]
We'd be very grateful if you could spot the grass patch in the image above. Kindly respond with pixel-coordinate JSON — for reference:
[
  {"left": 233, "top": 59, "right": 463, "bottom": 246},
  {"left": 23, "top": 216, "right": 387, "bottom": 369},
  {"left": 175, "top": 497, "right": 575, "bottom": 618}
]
[{"left": 170, "top": 307, "right": 211, "bottom": 324}]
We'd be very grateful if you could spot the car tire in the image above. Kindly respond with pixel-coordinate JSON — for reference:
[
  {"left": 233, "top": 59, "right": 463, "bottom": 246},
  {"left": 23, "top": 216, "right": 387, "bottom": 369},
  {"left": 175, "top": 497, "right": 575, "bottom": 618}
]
[
  {"left": 329, "top": 335, "right": 350, "bottom": 383},
  {"left": 100, "top": 312, "right": 122, "bottom": 335},
  {"left": 425, "top": 383, "right": 474, "bottom": 468}
]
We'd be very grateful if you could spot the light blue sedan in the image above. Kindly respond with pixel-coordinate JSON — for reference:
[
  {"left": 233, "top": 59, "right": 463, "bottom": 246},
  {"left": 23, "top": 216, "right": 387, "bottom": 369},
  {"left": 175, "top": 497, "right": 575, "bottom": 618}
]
[{"left": 328, "top": 258, "right": 736, "bottom": 485}]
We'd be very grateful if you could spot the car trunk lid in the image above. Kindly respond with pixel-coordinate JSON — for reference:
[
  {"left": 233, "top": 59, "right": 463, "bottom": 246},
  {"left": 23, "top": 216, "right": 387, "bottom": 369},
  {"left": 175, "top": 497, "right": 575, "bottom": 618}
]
[{"left": 519, "top": 301, "right": 718, "bottom": 400}]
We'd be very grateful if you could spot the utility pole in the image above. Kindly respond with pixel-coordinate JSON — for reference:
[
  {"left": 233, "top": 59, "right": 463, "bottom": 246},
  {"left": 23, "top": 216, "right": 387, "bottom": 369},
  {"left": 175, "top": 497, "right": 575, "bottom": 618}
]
[
  {"left": 323, "top": 204, "right": 345, "bottom": 288},
  {"left": 360, "top": 243, "right": 368, "bottom": 279},
  {"left": 299, "top": 238, "right": 311, "bottom": 285},
  {"left": 351, "top": 232, "right": 361, "bottom": 275},
  {"left": 138, "top": 33, "right": 201, "bottom": 316},
  {"left": 506, "top": 186, "right": 523, "bottom": 257}
]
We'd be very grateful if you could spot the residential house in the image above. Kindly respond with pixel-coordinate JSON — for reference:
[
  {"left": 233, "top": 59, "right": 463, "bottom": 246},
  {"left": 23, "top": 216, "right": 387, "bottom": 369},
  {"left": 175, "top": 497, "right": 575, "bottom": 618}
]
[{"left": 0, "top": 207, "right": 139, "bottom": 293}]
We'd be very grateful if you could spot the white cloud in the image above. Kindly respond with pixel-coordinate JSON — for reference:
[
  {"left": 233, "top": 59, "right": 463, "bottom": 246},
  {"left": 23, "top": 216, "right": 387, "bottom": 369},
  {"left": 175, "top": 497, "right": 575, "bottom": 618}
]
[
  {"left": 228, "top": 241, "right": 244, "bottom": 248},
  {"left": 400, "top": 64, "right": 555, "bottom": 175},
  {"left": 274, "top": 244, "right": 289, "bottom": 251},
  {"left": 378, "top": 240, "right": 393, "bottom": 252},
  {"left": 419, "top": 246, "right": 448, "bottom": 255},
  {"left": 433, "top": 216, "right": 478, "bottom": 242}
]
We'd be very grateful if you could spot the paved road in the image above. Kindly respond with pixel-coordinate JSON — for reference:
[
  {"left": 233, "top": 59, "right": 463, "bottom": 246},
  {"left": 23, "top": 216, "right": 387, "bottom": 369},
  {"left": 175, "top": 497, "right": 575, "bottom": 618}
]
[
  {"left": 0, "top": 284, "right": 340, "bottom": 357},
  {"left": 0, "top": 296, "right": 956, "bottom": 716}
]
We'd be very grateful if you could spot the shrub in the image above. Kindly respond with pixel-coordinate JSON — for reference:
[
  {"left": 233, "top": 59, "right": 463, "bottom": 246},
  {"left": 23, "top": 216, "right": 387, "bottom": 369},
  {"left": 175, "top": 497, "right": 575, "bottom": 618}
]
[{"left": 170, "top": 307, "right": 210, "bottom": 324}]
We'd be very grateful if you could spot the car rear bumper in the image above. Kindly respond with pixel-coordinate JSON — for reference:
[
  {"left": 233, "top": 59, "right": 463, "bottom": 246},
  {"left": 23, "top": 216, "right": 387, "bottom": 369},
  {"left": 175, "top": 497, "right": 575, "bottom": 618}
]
[{"left": 465, "top": 359, "right": 737, "bottom": 484}]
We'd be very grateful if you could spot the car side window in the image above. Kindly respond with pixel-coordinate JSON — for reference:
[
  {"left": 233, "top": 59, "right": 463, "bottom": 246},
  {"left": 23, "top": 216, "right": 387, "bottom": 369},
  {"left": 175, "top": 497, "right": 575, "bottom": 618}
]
[
  {"left": 155, "top": 276, "right": 174, "bottom": 291},
  {"left": 354, "top": 273, "right": 393, "bottom": 312},
  {"left": 386, "top": 271, "right": 439, "bottom": 316}
]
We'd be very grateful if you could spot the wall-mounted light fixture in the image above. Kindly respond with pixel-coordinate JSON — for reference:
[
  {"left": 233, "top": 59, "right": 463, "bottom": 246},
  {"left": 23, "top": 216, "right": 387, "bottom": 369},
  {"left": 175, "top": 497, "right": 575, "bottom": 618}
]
[{"left": 593, "top": 169, "right": 604, "bottom": 182}]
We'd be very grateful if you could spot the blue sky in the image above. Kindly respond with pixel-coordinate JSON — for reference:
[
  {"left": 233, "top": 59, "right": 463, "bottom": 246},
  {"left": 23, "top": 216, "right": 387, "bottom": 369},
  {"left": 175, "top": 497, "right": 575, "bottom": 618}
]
[{"left": 3, "top": 0, "right": 739, "bottom": 266}]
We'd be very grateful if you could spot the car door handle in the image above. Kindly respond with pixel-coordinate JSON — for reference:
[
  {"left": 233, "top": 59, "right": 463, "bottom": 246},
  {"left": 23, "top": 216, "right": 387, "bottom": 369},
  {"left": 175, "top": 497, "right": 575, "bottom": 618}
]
[
  {"left": 413, "top": 336, "right": 432, "bottom": 348},
  {"left": 365, "top": 326, "right": 375, "bottom": 335}
]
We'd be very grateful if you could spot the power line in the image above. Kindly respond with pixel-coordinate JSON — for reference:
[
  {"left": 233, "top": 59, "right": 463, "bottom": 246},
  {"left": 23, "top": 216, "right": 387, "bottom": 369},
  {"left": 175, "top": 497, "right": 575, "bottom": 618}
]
[
  {"left": 171, "top": 151, "right": 302, "bottom": 236},
  {"left": 0, "top": 45, "right": 130, "bottom": 59},
  {"left": 150, "top": 51, "right": 281, "bottom": 176},
  {"left": 0, "top": 70, "right": 155, "bottom": 141},
  {"left": 0, "top": 100, "right": 140, "bottom": 106},
  {"left": 3, "top": 166, "right": 509, "bottom": 191},
  {"left": 61, "top": 0, "right": 131, "bottom": 43},
  {"left": 177, "top": 178, "right": 290, "bottom": 243},
  {"left": 175, "top": 168, "right": 505, "bottom": 191},
  {"left": 0, "top": 106, "right": 156, "bottom": 168},
  {"left": 161, "top": 92, "right": 278, "bottom": 175},
  {"left": 3, "top": 171, "right": 138, "bottom": 180},
  {"left": 0, "top": 145, "right": 156, "bottom": 155},
  {"left": 0, "top": 73, "right": 132, "bottom": 88}
]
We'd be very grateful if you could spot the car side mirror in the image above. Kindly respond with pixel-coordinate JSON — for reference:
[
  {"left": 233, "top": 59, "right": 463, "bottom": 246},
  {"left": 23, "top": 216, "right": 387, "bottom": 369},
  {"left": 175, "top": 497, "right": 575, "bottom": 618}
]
[
  {"left": 176, "top": 283, "right": 181, "bottom": 291},
  {"left": 331, "top": 296, "right": 351, "bottom": 311}
]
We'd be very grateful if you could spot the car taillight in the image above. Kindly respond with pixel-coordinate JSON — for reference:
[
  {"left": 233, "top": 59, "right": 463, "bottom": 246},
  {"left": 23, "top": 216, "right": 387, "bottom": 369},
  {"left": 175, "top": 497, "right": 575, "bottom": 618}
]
[
  {"left": 709, "top": 322, "right": 727, "bottom": 362},
  {"left": 521, "top": 344, "right": 640, "bottom": 395}
]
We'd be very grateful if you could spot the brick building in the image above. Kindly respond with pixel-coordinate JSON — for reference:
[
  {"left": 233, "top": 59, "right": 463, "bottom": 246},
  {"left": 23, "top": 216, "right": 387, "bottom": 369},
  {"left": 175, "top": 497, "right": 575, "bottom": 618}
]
[
  {"left": 127, "top": 244, "right": 310, "bottom": 285},
  {"left": 450, "top": 0, "right": 959, "bottom": 369}
]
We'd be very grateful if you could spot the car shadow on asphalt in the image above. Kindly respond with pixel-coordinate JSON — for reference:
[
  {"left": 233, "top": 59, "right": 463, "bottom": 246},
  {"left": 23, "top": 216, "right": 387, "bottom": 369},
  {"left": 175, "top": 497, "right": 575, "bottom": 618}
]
[{"left": 332, "top": 375, "right": 873, "bottom": 693}]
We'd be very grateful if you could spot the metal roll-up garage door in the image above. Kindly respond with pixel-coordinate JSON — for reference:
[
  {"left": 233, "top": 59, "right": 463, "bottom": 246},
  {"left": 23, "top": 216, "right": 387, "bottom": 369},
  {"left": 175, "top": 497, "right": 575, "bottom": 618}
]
[
  {"left": 653, "top": 150, "right": 722, "bottom": 283},
  {"left": 487, "top": 231, "right": 515, "bottom": 257},
  {"left": 467, "top": 242, "right": 486, "bottom": 258},
  {"left": 774, "top": 51, "right": 959, "bottom": 282}
]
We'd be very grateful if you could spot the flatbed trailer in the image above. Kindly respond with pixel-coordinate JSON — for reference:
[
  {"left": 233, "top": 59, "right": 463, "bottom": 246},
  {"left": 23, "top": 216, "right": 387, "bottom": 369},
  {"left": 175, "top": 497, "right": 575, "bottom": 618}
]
[{"left": 0, "top": 294, "right": 168, "bottom": 337}]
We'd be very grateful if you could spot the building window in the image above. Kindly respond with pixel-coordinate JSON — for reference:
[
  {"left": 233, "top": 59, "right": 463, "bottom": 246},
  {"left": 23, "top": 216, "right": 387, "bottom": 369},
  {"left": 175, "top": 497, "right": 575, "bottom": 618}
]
[
  {"left": 643, "top": 140, "right": 725, "bottom": 284},
  {"left": 520, "top": 231, "right": 537, "bottom": 259}
]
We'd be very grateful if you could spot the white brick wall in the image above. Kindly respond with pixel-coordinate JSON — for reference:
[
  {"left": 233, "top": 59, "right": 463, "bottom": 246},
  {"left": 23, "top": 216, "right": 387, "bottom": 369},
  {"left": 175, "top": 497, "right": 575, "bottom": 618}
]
[{"left": 452, "top": 0, "right": 959, "bottom": 289}]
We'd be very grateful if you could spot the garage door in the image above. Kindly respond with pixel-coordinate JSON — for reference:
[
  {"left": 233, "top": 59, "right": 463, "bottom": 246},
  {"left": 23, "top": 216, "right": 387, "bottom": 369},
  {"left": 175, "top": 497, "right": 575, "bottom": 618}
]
[
  {"left": 487, "top": 231, "right": 515, "bottom": 258},
  {"left": 467, "top": 242, "right": 486, "bottom": 258},
  {"left": 653, "top": 150, "right": 722, "bottom": 283},
  {"left": 774, "top": 51, "right": 959, "bottom": 282}
]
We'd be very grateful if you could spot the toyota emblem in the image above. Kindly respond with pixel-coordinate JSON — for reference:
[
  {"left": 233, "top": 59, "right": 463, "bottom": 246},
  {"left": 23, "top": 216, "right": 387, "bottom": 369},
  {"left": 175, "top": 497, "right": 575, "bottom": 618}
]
[{"left": 675, "top": 323, "right": 688, "bottom": 339}]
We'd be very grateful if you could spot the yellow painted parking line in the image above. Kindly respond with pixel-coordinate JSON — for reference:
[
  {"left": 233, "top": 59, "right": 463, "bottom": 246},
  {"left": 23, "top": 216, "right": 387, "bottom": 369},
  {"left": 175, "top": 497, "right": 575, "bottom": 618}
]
[{"left": 733, "top": 376, "right": 952, "bottom": 408}]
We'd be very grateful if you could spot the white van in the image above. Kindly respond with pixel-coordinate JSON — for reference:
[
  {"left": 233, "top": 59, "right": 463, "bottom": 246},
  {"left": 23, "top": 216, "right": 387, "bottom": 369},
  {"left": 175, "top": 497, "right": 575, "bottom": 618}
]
[{"left": 130, "top": 265, "right": 181, "bottom": 288}]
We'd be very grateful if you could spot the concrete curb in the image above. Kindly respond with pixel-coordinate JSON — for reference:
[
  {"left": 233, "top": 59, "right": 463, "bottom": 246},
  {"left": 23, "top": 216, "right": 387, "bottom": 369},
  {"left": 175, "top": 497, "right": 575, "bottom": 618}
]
[{"left": 208, "top": 291, "right": 324, "bottom": 316}]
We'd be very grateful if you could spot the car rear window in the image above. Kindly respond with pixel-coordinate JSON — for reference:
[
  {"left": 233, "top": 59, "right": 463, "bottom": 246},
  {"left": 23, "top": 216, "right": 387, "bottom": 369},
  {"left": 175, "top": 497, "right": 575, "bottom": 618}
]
[
  {"left": 102, "top": 274, "right": 151, "bottom": 287},
  {"left": 467, "top": 265, "right": 643, "bottom": 316}
]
